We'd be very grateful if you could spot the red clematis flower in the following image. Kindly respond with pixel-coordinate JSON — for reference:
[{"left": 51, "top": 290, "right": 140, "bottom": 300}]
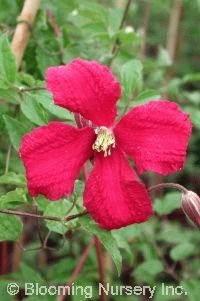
[{"left": 20, "top": 58, "right": 192, "bottom": 230}]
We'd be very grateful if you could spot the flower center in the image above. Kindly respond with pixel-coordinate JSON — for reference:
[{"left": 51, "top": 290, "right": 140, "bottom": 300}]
[{"left": 92, "top": 126, "right": 115, "bottom": 157}]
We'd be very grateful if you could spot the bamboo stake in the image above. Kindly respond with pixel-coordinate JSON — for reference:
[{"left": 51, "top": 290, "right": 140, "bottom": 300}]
[
  {"left": 166, "top": 0, "right": 183, "bottom": 63},
  {"left": 11, "top": 0, "right": 41, "bottom": 70}
]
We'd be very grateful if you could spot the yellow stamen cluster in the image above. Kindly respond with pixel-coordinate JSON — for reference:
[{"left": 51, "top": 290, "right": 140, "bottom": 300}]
[{"left": 92, "top": 126, "right": 115, "bottom": 157}]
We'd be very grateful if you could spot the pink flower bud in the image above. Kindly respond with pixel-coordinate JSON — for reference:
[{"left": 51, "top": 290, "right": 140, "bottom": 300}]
[{"left": 181, "top": 191, "right": 200, "bottom": 227}]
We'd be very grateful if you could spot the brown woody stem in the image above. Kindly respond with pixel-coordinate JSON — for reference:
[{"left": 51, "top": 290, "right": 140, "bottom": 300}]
[
  {"left": 0, "top": 209, "right": 88, "bottom": 222},
  {"left": 56, "top": 237, "right": 95, "bottom": 301}
]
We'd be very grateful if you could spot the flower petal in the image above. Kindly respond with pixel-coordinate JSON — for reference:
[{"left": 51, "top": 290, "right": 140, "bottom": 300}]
[
  {"left": 46, "top": 58, "right": 121, "bottom": 127},
  {"left": 114, "top": 100, "right": 192, "bottom": 175},
  {"left": 84, "top": 148, "right": 153, "bottom": 230},
  {"left": 20, "top": 122, "right": 95, "bottom": 200}
]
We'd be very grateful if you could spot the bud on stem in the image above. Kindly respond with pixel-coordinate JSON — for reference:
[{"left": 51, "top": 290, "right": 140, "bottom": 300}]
[{"left": 181, "top": 191, "right": 200, "bottom": 228}]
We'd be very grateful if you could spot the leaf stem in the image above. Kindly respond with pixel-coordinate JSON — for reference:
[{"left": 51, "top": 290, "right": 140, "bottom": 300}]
[{"left": 148, "top": 182, "right": 188, "bottom": 194}]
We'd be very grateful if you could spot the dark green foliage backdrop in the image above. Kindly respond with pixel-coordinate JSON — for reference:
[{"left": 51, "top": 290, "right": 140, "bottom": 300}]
[{"left": 0, "top": 0, "right": 200, "bottom": 300}]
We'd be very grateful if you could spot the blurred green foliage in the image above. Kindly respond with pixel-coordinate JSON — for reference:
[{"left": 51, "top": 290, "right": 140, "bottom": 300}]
[{"left": 0, "top": 0, "right": 200, "bottom": 300}]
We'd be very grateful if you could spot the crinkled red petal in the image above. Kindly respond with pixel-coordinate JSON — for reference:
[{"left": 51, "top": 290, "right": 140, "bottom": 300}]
[
  {"left": 83, "top": 148, "right": 153, "bottom": 230},
  {"left": 46, "top": 58, "right": 121, "bottom": 127},
  {"left": 114, "top": 100, "right": 192, "bottom": 175},
  {"left": 20, "top": 122, "right": 95, "bottom": 200}
]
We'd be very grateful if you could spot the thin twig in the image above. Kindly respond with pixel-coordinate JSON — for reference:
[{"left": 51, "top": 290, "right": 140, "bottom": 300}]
[
  {"left": 65, "top": 196, "right": 78, "bottom": 216},
  {"left": 0, "top": 208, "right": 89, "bottom": 222},
  {"left": 108, "top": 0, "right": 132, "bottom": 66},
  {"left": 47, "top": 9, "right": 61, "bottom": 37},
  {"left": 56, "top": 237, "right": 95, "bottom": 301}
]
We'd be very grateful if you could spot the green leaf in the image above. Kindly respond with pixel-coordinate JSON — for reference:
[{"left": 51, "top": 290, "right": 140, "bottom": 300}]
[
  {"left": 37, "top": 91, "right": 74, "bottom": 121},
  {"left": 17, "top": 72, "right": 38, "bottom": 87},
  {"left": 157, "top": 223, "right": 188, "bottom": 244},
  {"left": 81, "top": 217, "right": 122, "bottom": 275},
  {"left": 136, "top": 89, "right": 161, "bottom": 104},
  {"left": 44, "top": 199, "right": 78, "bottom": 234},
  {"left": 181, "top": 279, "right": 200, "bottom": 301},
  {"left": 0, "top": 35, "right": 17, "bottom": 87},
  {"left": 3, "top": 115, "right": 29, "bottom": 151},
  {"left": 45, "top": 258, "right": 76, "bottom": 283},
  {"left": 170, "top": 243, "right": 196, "bottom": 260},
  {"left": 157, "top": 46, "right": 172, "bottom": 67},
  {"left": 79, "top": 1, "right": 108, "bottom": 24},
  {"left": 0, "top": 280, "right": 14, "bottom": 301},
  {"left": 0, "top": 172, "right": 26, "bottom": 187},
  {"left": 113, "top": 30, "right": 141, "bottom": 46},
  {"left": 121, "top": 59, "right": 143, "bottom": 99},
  {"left": 112, "top": 224, "right": 142, "bottom": 263},
  {"left": 0, "top": 214, "right": 23, "bottom": 241},
  {"left": 0, "top": 188, "right": 27, "bottom": 209},
  {"left": 36, "top": 46, "right": 60, "bottom": 76},
  {"left": 0, "top": 103, "right": 8, "bottom": 115},
  {"left": 107, "top": 8, "right": 123, "bottom": 36},
  {"left": 21, "top": 94, "right": 48, "bottom": 126},
  {"left": 183, "top": 92, "right": 200, "bottom": 106},
  {"left": 0, "top": 88, "right": 20, "bottom": 104},
  {"left": 133, "top": 259, "right": 164, "bottom": 279},
  {"left": 0, "top": 103, "right": 9, "bottom": 130},
  {"left": 155, "top": 283, "right": 185, "bottom": 301},
  {"left": 21, "top": 297, "right": 50, "bottom": 301},
  {"left": 185, "top": 107, "right": 200, "bottom": 129},
  {"left": 154, "top": 192, "right": 181, "bottom": 215},
  {"left": 19, "top": 262, "right": 46, "bottom": 285},
  {"left": 182, "top": 73, "right": 200, "bottom": 83}
]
